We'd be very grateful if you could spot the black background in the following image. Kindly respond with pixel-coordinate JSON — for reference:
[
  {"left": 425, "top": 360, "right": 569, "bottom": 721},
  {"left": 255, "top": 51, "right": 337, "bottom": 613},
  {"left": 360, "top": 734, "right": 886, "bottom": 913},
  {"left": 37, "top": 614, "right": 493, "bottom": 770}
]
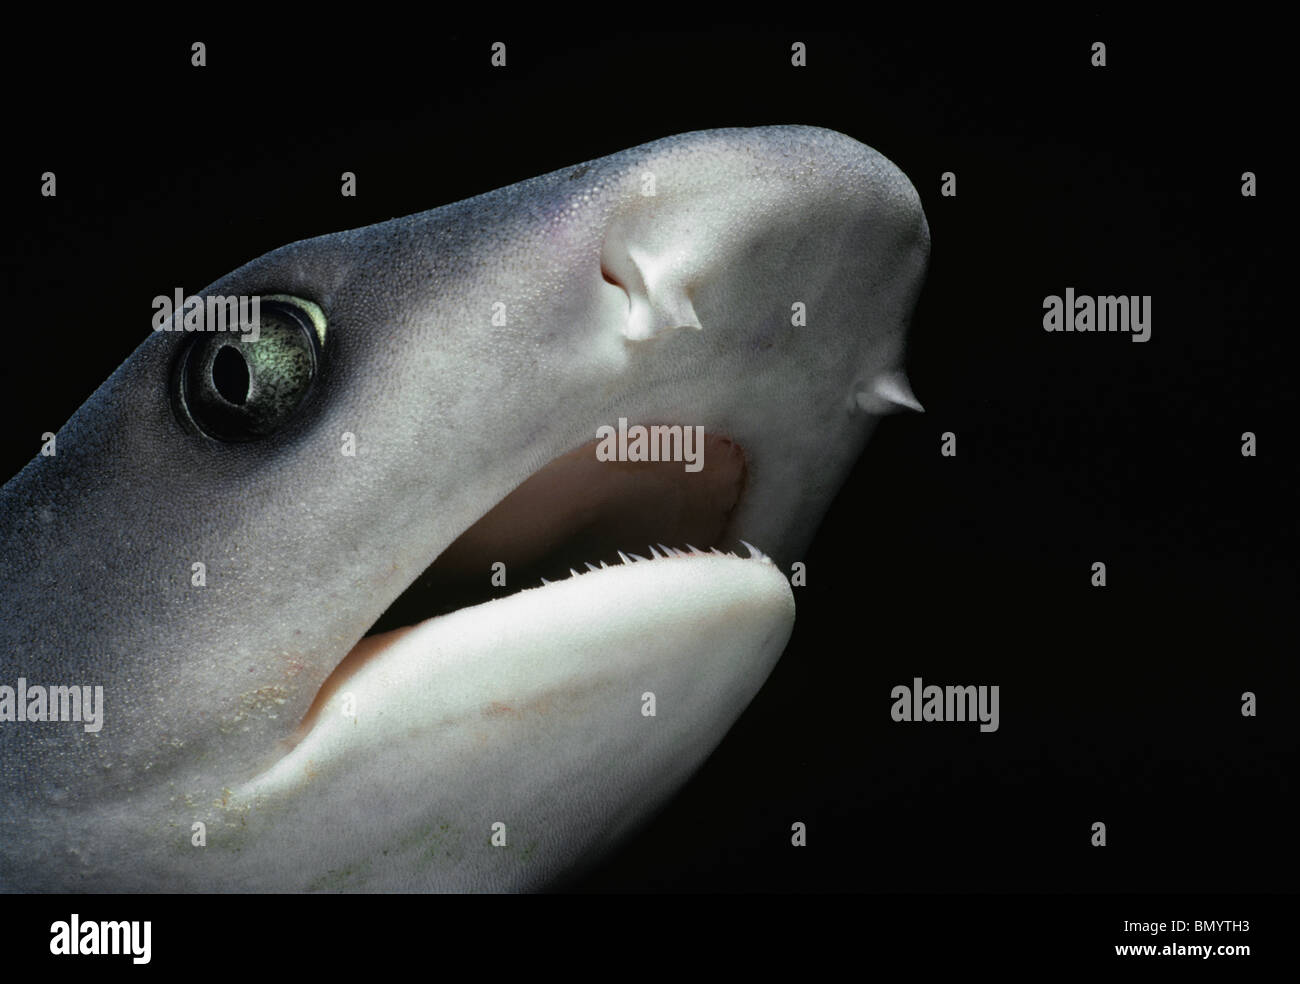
[{"left": 1, "top": 15, "right": 1293, "bottom": 952}]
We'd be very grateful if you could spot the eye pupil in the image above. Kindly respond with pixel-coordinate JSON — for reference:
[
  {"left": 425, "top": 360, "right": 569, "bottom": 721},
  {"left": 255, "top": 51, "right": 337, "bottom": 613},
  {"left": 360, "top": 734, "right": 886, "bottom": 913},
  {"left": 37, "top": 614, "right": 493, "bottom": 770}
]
[
  {"left": 212, "top": 346, "right": 250, "bottom": 405},
  {"left": 172, "top": 297, "right": 325, "bottom": 441}
]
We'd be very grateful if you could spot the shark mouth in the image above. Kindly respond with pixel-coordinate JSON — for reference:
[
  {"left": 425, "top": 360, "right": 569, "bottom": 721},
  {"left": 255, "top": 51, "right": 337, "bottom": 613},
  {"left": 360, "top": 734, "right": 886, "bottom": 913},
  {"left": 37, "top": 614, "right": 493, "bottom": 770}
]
[
  {"left": 364, "top": 432, "right": 751, "bottom": 634},
  {"left": 290, "top": 431, "right": 761, "bottom": 741}
]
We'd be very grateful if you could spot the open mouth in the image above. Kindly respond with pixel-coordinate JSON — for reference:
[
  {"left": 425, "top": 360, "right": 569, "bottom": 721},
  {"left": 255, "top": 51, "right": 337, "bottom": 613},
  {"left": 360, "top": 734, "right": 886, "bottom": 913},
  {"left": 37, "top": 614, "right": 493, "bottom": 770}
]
[
  {"left": 289, "top": 430, "right": 754, "bottom": 743},
  {"left": 363, "top": 431, "right": 750, "bottom": 634}
]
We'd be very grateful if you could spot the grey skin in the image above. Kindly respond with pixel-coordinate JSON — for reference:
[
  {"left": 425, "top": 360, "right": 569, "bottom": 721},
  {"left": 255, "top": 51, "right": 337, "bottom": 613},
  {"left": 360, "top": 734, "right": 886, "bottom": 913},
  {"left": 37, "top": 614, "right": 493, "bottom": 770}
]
[{"left": 0, "top": 125, "right": 928, "bottom": 891}]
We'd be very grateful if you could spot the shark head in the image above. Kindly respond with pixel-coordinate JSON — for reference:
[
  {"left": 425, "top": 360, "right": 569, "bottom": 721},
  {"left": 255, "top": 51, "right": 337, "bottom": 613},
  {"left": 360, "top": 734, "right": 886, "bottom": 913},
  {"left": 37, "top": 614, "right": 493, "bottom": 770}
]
[{"left": 0, "top": 125, "right": 928, "bottom": 891}]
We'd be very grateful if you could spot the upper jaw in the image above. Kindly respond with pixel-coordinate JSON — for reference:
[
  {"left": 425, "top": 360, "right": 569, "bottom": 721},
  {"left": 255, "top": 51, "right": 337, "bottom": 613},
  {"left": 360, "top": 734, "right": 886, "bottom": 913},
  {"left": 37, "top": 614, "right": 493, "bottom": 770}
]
[{"left": 354, "top": 431, "right": 750, "bottom": 637}]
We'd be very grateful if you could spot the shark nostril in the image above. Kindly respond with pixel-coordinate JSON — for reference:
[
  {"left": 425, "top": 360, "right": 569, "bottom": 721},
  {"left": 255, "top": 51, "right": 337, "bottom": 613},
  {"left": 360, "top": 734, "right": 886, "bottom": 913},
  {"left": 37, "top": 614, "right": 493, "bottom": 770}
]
[{"left": 212, "top": 346, "right": 250, "bottom": 405}]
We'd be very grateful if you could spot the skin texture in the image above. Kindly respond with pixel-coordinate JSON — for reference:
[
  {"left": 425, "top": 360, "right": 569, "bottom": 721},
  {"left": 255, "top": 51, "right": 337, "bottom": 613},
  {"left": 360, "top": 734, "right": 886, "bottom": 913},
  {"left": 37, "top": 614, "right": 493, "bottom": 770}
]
[{"left": 0, "top": 125, "right": 928, "bottom": 891}]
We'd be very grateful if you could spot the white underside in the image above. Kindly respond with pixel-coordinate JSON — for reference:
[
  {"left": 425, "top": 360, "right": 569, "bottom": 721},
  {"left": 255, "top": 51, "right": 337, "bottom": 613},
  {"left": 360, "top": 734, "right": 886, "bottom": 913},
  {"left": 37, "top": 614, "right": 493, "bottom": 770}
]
[{"left": 214, "top": 546, "right": 794, "bottom": 890}]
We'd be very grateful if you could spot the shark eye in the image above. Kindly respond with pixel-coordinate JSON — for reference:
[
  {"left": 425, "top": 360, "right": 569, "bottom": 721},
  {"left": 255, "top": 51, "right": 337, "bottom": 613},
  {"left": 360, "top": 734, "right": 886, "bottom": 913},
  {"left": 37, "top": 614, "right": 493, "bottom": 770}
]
[{"left": 173, "top": 296, "right": 326, "bottom": 441}]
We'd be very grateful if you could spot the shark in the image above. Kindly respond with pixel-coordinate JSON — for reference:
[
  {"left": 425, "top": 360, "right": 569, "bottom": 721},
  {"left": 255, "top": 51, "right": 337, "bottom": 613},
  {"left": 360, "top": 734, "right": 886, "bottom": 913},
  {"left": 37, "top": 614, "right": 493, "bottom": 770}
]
[{"left": 0, "top": 125, "right": 928, "bottom": 892}]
